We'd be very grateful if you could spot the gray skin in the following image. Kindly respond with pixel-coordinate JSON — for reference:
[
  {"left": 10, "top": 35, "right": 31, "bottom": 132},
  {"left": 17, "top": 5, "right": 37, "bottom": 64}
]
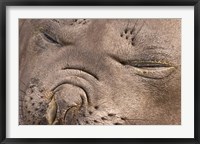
[{"left": 19, "top": 19, "right": 181, "bottom": 125}]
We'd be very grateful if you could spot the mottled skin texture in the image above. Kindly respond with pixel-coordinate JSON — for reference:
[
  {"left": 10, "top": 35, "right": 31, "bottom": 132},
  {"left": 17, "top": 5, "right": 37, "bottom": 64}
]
[{"left": 19, "top": 19, "right": 181, "bottom": 125}]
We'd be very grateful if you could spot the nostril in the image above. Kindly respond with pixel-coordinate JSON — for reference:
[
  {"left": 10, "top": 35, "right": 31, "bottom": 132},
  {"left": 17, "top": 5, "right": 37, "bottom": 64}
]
[
  {"left": 64, "top": 106, "right": 78, "bottom": 125},
  {"left": 52, "top": 84, "right": 90, "bottom": 125}
]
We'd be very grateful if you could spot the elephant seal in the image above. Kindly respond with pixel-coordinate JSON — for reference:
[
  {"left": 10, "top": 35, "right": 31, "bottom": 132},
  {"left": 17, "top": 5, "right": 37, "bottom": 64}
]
[{"left": 19, "top": 19, "right": 181, "bottom": 125}]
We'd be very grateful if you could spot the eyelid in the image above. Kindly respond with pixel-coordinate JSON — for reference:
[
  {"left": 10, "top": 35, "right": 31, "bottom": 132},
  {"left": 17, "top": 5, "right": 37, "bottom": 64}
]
[
  {"left": 124, "top": 60, "right": 176, "bottom": 79},
  {"left": 124, "top": 60, "right": 172, "bottom": 68},
  {"left": 43, "top": 32, "right": 59, "bottom": 44},
  {"left": 38, "top": 24, "right": 62, "bottom": 45},
  {"left": 133, "top": 66, "right": 175, "bottom": 79}
]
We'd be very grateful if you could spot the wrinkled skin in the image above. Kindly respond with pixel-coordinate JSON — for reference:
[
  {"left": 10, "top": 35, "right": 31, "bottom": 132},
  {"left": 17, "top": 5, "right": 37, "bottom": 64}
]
[{"left": 19, "top": 19, "right": 181, "bottom": 125}]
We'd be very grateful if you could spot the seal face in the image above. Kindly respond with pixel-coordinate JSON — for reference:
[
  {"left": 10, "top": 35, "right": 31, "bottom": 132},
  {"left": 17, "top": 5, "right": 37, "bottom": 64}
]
[{"left": 19, "top": 19, "right": 181, "bottom": 125}]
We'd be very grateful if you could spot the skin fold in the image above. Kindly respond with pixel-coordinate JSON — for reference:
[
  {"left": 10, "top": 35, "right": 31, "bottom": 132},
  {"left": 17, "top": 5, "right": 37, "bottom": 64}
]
[{"left": 19, "top": 19, "right": 181, "bottom": 125}]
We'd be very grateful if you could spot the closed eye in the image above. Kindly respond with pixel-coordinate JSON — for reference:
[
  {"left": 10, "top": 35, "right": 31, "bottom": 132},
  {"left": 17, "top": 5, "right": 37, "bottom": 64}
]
[
  {"left": 124, "top": 60, "right": 176, "bottom": 79},
  {"left": 124, "top": 60, "right": 171, "bottom": 68},
  {"left": 43, "top": 32, "right": 60, "bottom": 45}
]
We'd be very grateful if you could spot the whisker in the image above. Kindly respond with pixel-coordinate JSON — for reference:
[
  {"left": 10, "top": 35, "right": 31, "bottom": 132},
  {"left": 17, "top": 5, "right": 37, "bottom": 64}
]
[
  {"left": 19, "top": 89, "right": 26, "bottom": 94},
  {"left": 133, "top": 19, "right": 139, "bottom": 31},
  {"left": 20, "top": 79, "right": 27, "bottom": 87},
  {"left": 122, "top": 117, "right": 161, "bottom": 124},
  {"left": 95, "top": 101, "right": 108, "bottom": 107},
  {"left": 132, "top": 20, "right": 145, "bottom": 42},
  {"left": 51, "top": 19, "right": 60, "bottom": 24},
  {"left": 19, "top": 97, "right": 25, "bottom": 102},
  {"left": 125, "top": 19, "right": 130, "bottom": 30}
]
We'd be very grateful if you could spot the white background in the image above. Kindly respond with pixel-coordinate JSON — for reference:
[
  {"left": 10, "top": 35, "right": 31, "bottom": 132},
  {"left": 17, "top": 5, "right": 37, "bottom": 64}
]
[{"left": 6, "top": 6, "right": 194, "bottom": 138}]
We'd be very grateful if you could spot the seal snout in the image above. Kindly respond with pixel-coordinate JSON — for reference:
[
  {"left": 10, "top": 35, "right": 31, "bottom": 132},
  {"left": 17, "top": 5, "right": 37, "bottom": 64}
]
[{"left": 44, "top": 67, "right": 100, "bottom": 124}]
